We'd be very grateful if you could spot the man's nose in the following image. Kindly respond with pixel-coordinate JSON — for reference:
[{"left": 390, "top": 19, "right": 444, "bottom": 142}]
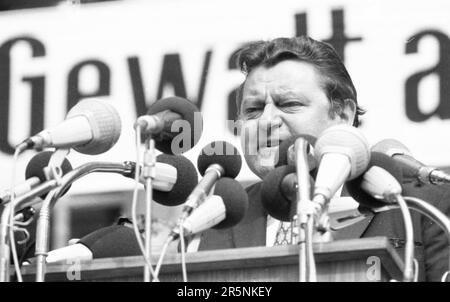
[
  {"left": 259, "top": 104, "right": 282, "bottom": 128},
  {"left": 258, "top": 104, "right": 282, "bottom": 139}
]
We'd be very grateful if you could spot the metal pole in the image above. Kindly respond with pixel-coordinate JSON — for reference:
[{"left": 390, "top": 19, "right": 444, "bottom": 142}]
[
  {"left": 35, "top": 190, "right": 57, "bottom": 282},
  {"left": 32, "top": 162, "right": 134, "bottom": 282},
  {"left": 293, "top": 138, "right": 314, "bottom": 282},
  {"left": 143, "top": 138, "right": 156, "bottom": 282}
]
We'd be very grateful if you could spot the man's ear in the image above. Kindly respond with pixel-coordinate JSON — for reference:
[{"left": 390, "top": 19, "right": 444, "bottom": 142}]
[{"left": 341, "top": 99, "right": 357, "bottom": 125}]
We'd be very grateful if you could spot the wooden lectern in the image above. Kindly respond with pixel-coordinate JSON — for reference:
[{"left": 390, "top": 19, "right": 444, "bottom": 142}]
[{"left": 20, "top": 236, "right": 404, "bottom": 282}]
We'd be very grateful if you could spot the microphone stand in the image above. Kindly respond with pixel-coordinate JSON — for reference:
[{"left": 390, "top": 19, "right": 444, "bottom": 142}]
[
  {"left": 34, "top": 148, "right": 70, "bottom": 282},
  {"left": 292, "top": 138, "right": 316, "bottom": 282},
  {"left": 142, "top": 137, "right": 156, "bottom": 282},
  {"left": 403, "top": 196, "right": 450, "bottom": 281},
  {"left": 33, "top": 161, "right": 134, "bottom": 282},
  {"left": 0, "top": 179, "right": 60, "bottom": 282},
  {"left": 1, "top": 148, "right": 70, "bottom": 283},
  {"left": 391, "top": 194, "right": 415, "bottom": 282},
  {"left": 330, "top": 196, "right": 450, "bottom": 281},
  {"left": 0, "top": 160, "right": 133, "bottom": 282}
]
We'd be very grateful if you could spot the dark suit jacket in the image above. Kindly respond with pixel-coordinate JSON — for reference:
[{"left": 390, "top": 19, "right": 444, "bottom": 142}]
[{"left": 199, "top": 181, "right": 450, "bottom": 282}]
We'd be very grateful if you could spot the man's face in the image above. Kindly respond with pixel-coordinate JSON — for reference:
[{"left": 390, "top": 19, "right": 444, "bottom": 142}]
[{"left": 239, "top": 59, "right": 354, "bottom": 178}]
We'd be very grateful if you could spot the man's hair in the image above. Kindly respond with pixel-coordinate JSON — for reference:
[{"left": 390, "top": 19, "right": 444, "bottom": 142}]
[{"left": 234, "top": 36, "right": 365, "bottom": 126}]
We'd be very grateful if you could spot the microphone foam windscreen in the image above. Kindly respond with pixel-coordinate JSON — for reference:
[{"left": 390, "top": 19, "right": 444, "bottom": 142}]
[
  {"left": 346, "top": 152, "right": 403, "bottom": 209},
  {"left": 66, "top": 98, "right": 122, "bottom": 155},
  {"left": 260, "top": 165, "right": 315, "bottom": 221},
  {"left": 371, "top": 138, "right": 412, "bottom": 157},
  {"left": 25, "top": 151, "right": 73, "bottom": 198},
  {"left": 146, "top": 96, "right": 203, "bottom": 154},
  {"left": 368, "top": 152, "right": 403, "bottom": 182},
  {"left": 78, "top": 225, "right": 141, "bottom": 259},
  {"left": 153, "top": 154, "right": 199, "bottom": 206},
  {"left": 314, "top": 124, "right": 370, "bottom": 180},
  {"left": 197, "top": 141, "right": 242, "bottom": 178},
  {"left": 211, "top": 177, "right": 248, "bottom": 229}
]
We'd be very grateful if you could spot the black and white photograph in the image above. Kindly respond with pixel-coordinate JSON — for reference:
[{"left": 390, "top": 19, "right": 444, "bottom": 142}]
[{"left": 0, "top": 0, "right": 449, "bottom": 287}]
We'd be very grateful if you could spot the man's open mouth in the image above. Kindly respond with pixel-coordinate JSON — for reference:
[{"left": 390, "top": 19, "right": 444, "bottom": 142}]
[{"left": 259, "top": 139, "right": 283, "bottom": 150}]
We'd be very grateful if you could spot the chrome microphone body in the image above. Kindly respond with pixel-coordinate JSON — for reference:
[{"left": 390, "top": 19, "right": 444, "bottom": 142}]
[
  {"left": 181, "top": 164, "right": 224, "bottom": 219},
  {"left": 372, "top": 139, "right": 450, "bottom": 185},
  {"left": 16, "top": 98, "right": 121, "bottom": 155}
]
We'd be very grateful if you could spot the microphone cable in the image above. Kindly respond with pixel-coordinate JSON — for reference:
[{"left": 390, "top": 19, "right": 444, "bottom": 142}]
[
  {"left": 179, "top": 223, "right": 188, "bottom": 282},
  {"left": 442, "top": 270, "right": 450, "bottom": 282},
  {"left": 394, "top": 195, "right": 415, "bottom": 282},
  {"left": 130, "top": 126, "right": 159, "bottom": 282},
  {"left": 154, "top": 219, "right": 190, "bottom": 282},
  {"left": 305, "top": 217, "right": 316, "bottom": 282},
  {"left": 153, "top": 235, "right": 173, "bottom": 281},
  {"left": 413, "top": 259, "right": 419, "bottom": 282},
  {"left": 8, "top": 147, "right": 23, "bottom": 282},
  {"left": 7, "top": 150, "right": 20, "bottom": 281},
  {"left": 403, "top": 196, "right": 450, "bottom": 282}
]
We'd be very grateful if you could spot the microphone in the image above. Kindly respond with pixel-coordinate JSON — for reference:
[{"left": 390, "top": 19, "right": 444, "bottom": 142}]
[
  {"left": 313, "top": 125, "right": 371, "bottom": 203},
  {"left": 46, "top": 225, "right": 141, "bottom": 263},
  {"left": 276, "top": 136, "right": 317, "bottom": 170},
  {"left": 120, "top": 154, "right": 198, "bottom": 206},
  {"left": 260, "top": 165, "right": 315, "bottom": 221},
  {"left": 180, "top": 141, "right": 242, "bottom": 219},
  {"left": 124, "top": 160, "right": 177, "bottom": 193},
  {"left": 0, "top": 151, "right": 73, "bottom": 204},
  {"left": 135, "top": 96, "right": 203, "bottom": 155},
  {"left": 346, "top": 152, "right": 404, "bottom": 208},
  {"left": 372, "top": 139, "right": 450, "bottom": 185},
  {"left": 345, "top": 151, "right": 416, "bottom": 282},
  {"left": 17, "top": 98, "right": 121, "bottom": 155},
  {"left": 149, "top": 154, "right": 199, "bottom": 206},
  {"left": 170, "top": 177, "right": 248, "bottom": 239}
]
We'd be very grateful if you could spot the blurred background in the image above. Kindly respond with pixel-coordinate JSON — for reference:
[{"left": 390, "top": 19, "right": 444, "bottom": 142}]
[{"left": 0, "top": 0, "right": 449, "bottom": 251}]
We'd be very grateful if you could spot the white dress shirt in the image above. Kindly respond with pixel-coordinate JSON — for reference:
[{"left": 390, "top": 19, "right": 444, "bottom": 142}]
[{"left": 266, "top": 186, "right": 361, "bottom": 246}]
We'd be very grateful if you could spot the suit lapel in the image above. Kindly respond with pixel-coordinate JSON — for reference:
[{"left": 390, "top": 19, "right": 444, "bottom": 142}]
[
  {"left": 331, "top": 215, "right": 374, "bottom": 240},
  {"left": 232, "top": 182, "right": 267, "bottom": 248}
]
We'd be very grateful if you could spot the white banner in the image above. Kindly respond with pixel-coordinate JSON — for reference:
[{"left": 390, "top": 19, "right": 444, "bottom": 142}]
[{"left": 1, "top": 0, "right": 449, "bottom": 194}]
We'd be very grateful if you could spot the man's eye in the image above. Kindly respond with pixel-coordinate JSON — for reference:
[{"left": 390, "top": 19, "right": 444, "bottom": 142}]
[
  {"left": 279, "top": 101, "right": 303, "bottom": 107},
  {"left": 242, "top": 108, "right": 262, "bottom": 120},
  {"left": 244, "top": 107, "right": 261, "bottom": 113},
  {"left": 278, "top": 101, "right": 304, "bottom": 111}
]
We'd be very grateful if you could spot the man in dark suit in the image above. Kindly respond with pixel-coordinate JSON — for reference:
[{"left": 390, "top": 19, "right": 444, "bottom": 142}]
[{"left": 198, "top": 36, "right": 450, "bottom": 282}]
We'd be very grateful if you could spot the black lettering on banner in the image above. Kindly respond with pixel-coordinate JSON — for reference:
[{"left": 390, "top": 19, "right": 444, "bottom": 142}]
[
  {"left": 322, "top": 9, "right": 363, "bottom": 62},
  {"left": 197, "top": 50, "right": 212, "bottom": 110},
  {"left": 295, "top": 9, "right": 363, "bottom": 62},
  {"left": 405, "top": 30, "right": 450, "bottom": 122},
  {"left": 67, "top": 59, "right": 111, "bottom": 111},
  {"left": 227, "top": 88, "right": 240, "bottom": 136},
  {"left": 295, "top": 12, "right": 308, "bottom": 37},
  {"left": 127, "top": 56, "right": 147, "bottom": 117},
  {"left": 156, "top": 51, "right": 212, "bottom": 110},
  {"left": 22, "top": 76, "right": 45, "bottom": 137},
  {"left": 157, "top": 54, "right": 187, "bottom": 101},
  {"left": 227, "top": 47, "right": 242, "bottom": 136},
  {"left": 0, "top": 36, "right": 46, "bottom": 155}
]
